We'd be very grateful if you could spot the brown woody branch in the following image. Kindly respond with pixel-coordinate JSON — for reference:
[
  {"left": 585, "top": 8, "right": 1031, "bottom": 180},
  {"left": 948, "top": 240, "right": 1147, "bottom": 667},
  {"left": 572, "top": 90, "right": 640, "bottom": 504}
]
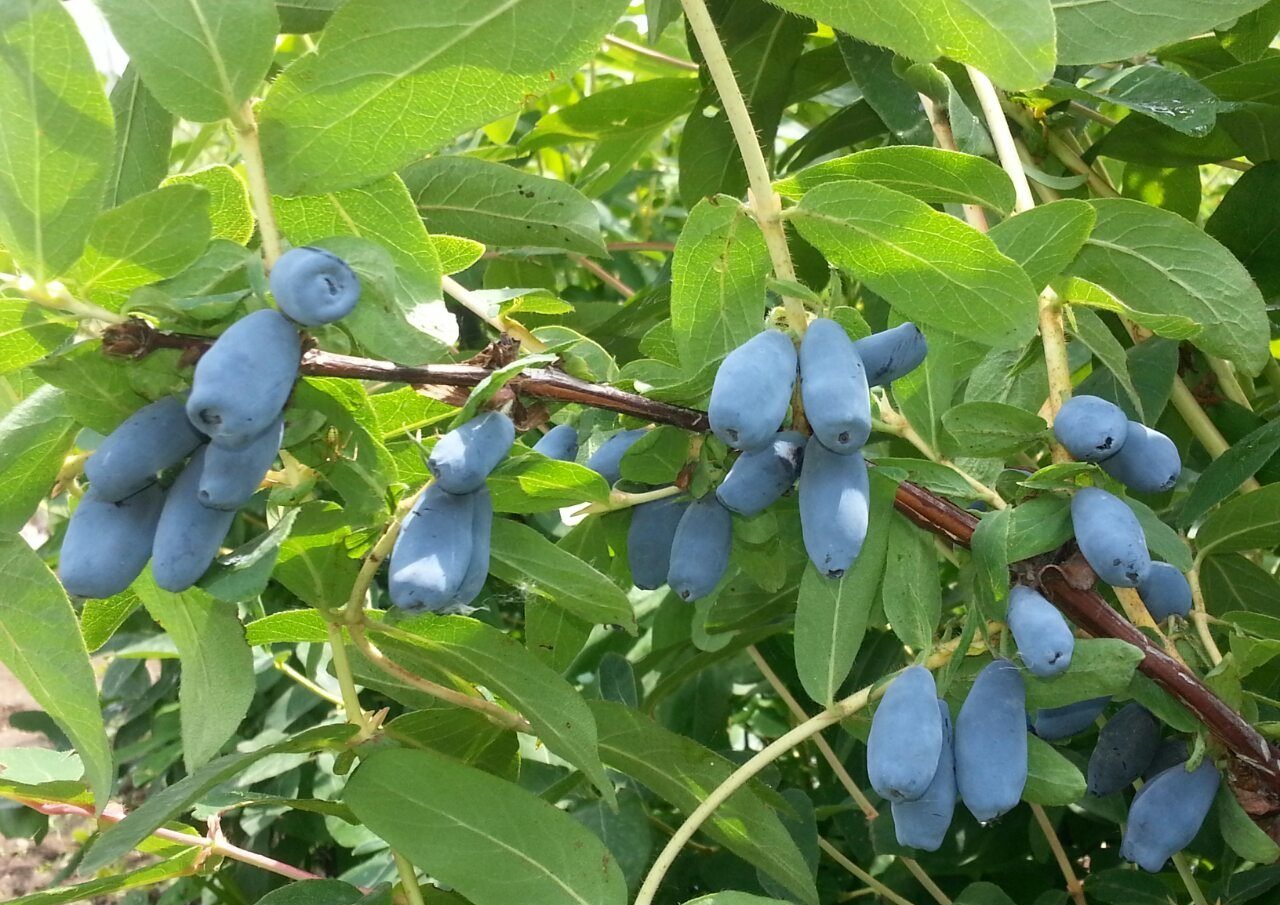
[{"left": 101, "top": 320, "right": 1280, "bottom": 803}]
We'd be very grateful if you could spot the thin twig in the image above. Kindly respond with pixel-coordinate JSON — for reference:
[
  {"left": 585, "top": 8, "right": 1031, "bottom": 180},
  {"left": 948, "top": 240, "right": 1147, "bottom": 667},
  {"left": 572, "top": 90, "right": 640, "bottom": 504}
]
[
  {"left": 442, "top": 275, "right": 547, "bottom": 352},
  {"left": 573, "top": 255, "right": 635, "bottom": 297},
  {"left": 818, "top": 837, "right": 919, "bottom": 905},
  {"left": 231, "top": 102, "right": 283, "bottom": 269},
  {"left": 1169, "top": 378, "right": 1261, "bottom": 494},
  {"left": 275, "top": 657, "right": 344, "bottom": 707},
  {"left": 1188, "top": 558, "right": 1225, "bottom": 667},
  {"left": 602, "top": 34, "right": 700, "bottom": 71},
  {"left": 1029, "top": 803, "right": 1087, "bottom": 905}
]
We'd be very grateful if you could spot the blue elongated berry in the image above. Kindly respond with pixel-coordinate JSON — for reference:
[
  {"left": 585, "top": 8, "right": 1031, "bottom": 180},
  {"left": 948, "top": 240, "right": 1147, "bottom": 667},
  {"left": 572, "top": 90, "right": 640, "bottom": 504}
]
[
  {"left": 715, "top": 431, "right": 804, "bottom": 517},
  {"left": 667, "top": 495, "right": 732, "bottom": 602},
  {"left": 867, "top": 666, "right": 944, "bottom": 802},
  {"left": 152, "top": 447, "right": 237, "bottom": 592},
  {"left": 798, "top": 437, "right": 869, "bottom": 578},
  {"left": 708, "top": 330, "right": 797, "bottom": 451},
  {"left": 451, "top": 486, "right": 492, "bottom": 610},
  {"left": 428, "top": 411, "right": 516, "bottom": 495},
  {"left": 852, "top": 322, "right": 928, "bottom": 387},
  {"left": 59, "top": 484, "right": 163, "bottom": 599},
  {"left": 892, "top": 699, "right": 956, "bottom": 851},
  {"left": 197, "top": 417, "right": 283, "bottom": 511},
  {"left": 1121, "top": 759, "right": 1219, "bottom": 872},
  {"left": 1100, "top": 421, "right": 1181, "bottom": 494},
  {"left": 84, "top": 396, "right": 204, "bottom": 502},
  {"left": 1087, "top": 702, "right": 1162, "bottom": 796},
  {"left": 585, "top": 428, "right": 647, "bottom": 485},
  {"left": 1070, "top": 487, "right": 1151, "bottom": 588},
  {"left": 186, "top": 310, "right": 301, "bottom": 449},
  {"left": 955, "top": 658, "right": 1027, "bottom": 822},
  {"left": 1006, "top": 585, "right": 1074, "bottom": 678},
  {"left": 1033, "top": 697, "right": 1109, "bottom": 741},
  {"left": 1138, "top": 561, "right": 1192, "bottom": 621},
  {"left": 1052, "top": 395, "right": 1129, "bottom": 463},
  {"left": 269, "top": 246, "right": 360, "bottom": 326},
  {"left": 799, "top": 318, "right": 871, "bottom": 455},
  {"left": 388, "top": 484, "right": 476, "bottom": 611},
  {"left": 1143, "top": 738, "right": 1189, "bottom": 781},
  {"left": 533, "top": 424, "right": 579, "bottom": 462},
  {"left": 627, "top": 496, "right": 689, "bottom": 591}
]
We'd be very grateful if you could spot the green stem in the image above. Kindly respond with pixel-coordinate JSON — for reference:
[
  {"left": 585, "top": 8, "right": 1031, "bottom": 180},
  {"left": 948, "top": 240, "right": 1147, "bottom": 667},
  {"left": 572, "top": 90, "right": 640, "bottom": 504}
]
[
  {"left": 232, "top": 101, "right": 284, "bottom": 269},
  {"left": 817, "top": 838, "right": 919, "bottom": 905},
  {"left": 1169, "top": 378, "right": 1261, "bottom": 492},
  {"left": 394, "top": 851, "right": 428, "bottom": 905},
  {"left": 1171, "top": 853, "right": 1210, "bottom": 905},
  {"left": 325, "top": 622, "right": 369, "bottom": 732}
]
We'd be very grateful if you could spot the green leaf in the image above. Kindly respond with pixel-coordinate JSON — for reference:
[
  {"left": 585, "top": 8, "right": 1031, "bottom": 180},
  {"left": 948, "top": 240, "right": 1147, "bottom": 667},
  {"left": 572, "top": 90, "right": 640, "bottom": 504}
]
[
  {"left": 1205, "top": 161, "right": 1280, "bottom": 298},
  {"left": 620, "top": 426, "right": 689, "bottom": 484},
  {"left": 403, "top": 156, "right": 607, "bottom": 257},
  {"left": 0, "top": 299, "right": 74, "bottom": 375},
  {"left": 256, "top": 881, "right": 365, "bottom": 905},
  {"left": 1084, "top": 868, "right": 1177, "bottom": 905},
  {"left": 1023, "top": 639, "right": 1145, "bottom": 709},
  {"left": 1068, "top": 198, "right": 1270, "bottom": 375},
  {"left": 522, "top": 78, "right": 701, "bottom": 150},
  {"left": 1217, "top": 779, "right": 1280, "bottom": 863},
  {"left": 1023, "top": 733, "right": 1087, "bottom": 805},
  {"left": 892, "top": 327, "right": 958, "bottom": 456},
  {"left": 1055, "top": 0, "right": 1274, "bottom": 66},
  {"left": 274, "top": 174, "right": 452, "bottom": 359},
  {"left": 244, "top": 608, "right": 331, "bottom": 645},
  {"left": 763, "top": 0, "right": 1056, "bottom": 90},
  {"left": 669, "top": 196, "right": 772, "bottom": 372},
  {"left": 573, "top": 790, "right": 652, "bottom": 895},
  {"left": 135, "top": 571, "right": 255, "bottom": 772},
  {"left": 371, "top": 616, "right": 614, "bottom": 803},
  {"left": 8, "top": 845, "right": 201, "bottom": 904},
  {"left": 679, "top": 5, "right": 807, "bottom": 206},
  {"left": 837, "top": 37, "right": 932, "bottom": 146},
  {"left": 942, "top": 402, "right": 1047, "bottom": 457},
  {"left": 776, "top": 147, "right": 1015, "bottom": 214},
  {"left": 1075, "top": 334, "right": 1180, "bottom": 423},
  {"left": 106, "top": 65, "right": 175, "bottom": 207},
  {"left": 1181, "top": 420, "right": 1280, "bottom": 529},
  {"left": 955, "top": 881, "right": 1018, "bottom": 905},
  {"left": 432, "top": 234, "right": 486, "bottom": 275},
  {"left": 1201, "top": 554, "right": 1277, "bottom": 615},
  {"left": 260, "top": 0, "right": 630, "bottom": 195},
  {"left": 0, "top": 385, "right": 76, "bottom": 532},
  {"left": 489, "top": 452, "right": 610, "bottom": 513},
  {"left": 1044, "top": 66, "right": 1222, "bottom": 137},
  {"left": 0, "top": 0, "right": 114, "bottom": 280},
  {"left": 684, "top": 896, "right": 791, "bottom": 905},
  {"left": 525, "top": 599, "right": 592, "bottom": 674},
  {"left": 881, "top": 515, "right": 941, "bottom": 653},
  {"left": 987, "top": 199, "right": 1096, "bottom": 292},
  {"left": 68, "top": 184, "right": 213, "bottom": 308},
  {"left": 489, "top": 519, "right": 636, "bottom": 631},
  {"left": 80, "top": 590, "right": 140, "bottom": 653},
  {"left": 1197, "top": 483, "right": 1280, "bottom": 556},
  {"left": 0, "top": 533, "right": 112, "bottom": 811},
  {"left": 591, "top": 701, "right": 818, "bottom": 905},
  {"left": 79, "top": 724, "right": 353, "bottom": 874},
  {"left": 273, "top": 502, "right": 361, "bottom": 610},
  {"left": 166, "top": 165, "right": 254, "bottom": 245},
  {"left": 33, "top": 342, "right": 184, "bottom": 434},
  {"left": 792, "top": 181, "right": 1038, "bottom": 348},
  {"left": 795, "top": 472, "right": 896, "bottom": 704},
  {"left": 346, "top": 747, "right": 627, "bottom": 905},
  {"left": 97, "top": 0, "right": 279, "bottom": 122},
  {"left": 1066, "top": 306, "right": 1144, "bottom": 420}
]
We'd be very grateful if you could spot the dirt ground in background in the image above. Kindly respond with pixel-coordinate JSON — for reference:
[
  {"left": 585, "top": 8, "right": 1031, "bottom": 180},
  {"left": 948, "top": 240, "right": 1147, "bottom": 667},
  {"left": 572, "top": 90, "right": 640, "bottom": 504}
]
[{"left": 0, "top": 662, "right": 98, "bottom": 900}]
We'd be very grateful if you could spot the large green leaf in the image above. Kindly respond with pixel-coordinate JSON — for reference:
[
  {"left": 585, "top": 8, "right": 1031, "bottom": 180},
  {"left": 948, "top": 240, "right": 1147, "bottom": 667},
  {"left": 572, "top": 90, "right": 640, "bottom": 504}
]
[
  {"left": 106, "top": 65, "right": 175, "bottom": 207},
  {"left": 591, "top": 701, "right": 818, "bottom": 905},
  {"left": 402, "top": 156, "right": 606, "bottom": 256},
  {"left": 97, "top": 0, "right": 279, "bottom": 122},
  {"left": 763, "top": 0, "right": 1056, "bottom": 90},
  {"left": 488, "top": 453, "right": 610, "bottom": 513},
  {"left": 1196, "top": 483, "right": 1280, "bottom": 556},
  {"left": 260, "top": 0, "right": 630, "bottom": 195},
  {"left": 0, "top": 0, "right": 114, "bottom": 280},
  {"left": 942, "top": 401, "right": 1047, "bottom": 457},
  {"left": 67, "top": 184, "right": 212, "bottom": 309},
  {"left": 347, "top": 747, "right": 626, "bottom": 905},
  {"left": 775, "top": 147, "right": 1015, "bottom": 214},
  {"left": 135, "top": 571, "right": 255, "bottom": 772},
  {"left": 1179, "top": 417, "right": 1280, "bottom": 528},
  {"left": 489, "top": 519, "right": 635, "bottom": 630},
  {"left": 1023, "top": 639, "right": 1144, "bottom": 709},
  {"left": 0, "top": 300, "right": 73, "bottom": 375},
  {"left": 79, "top": 724, "right": 353, "bottom": 874},
  {"left": 0, "top": 384, "right": 76, "bottom": 532},
  {"left": 881, "top": 515, "right": 942, "bottom": 652},
  {"left": 274, "top": 174, "right": 453, "bottom": 359},
  {"left": 7, "top": 844, "right": 201, "bottom": 905},
  {"left": 1068, "top": 199, "right": 1269, "bottom": 374},
  {"left": 166, "top": 165, "right": 254, "bottom": 245},
  {"left": 794, "top": 471, "right": 896, "bottom": 705},
  {"left": 370, "top": 615, "right": 614, "bottom": 803},
  {"left": 0, "top": 533, "right": 112, "bottom": 811},
  {"left": 1054, "top": 0, "right": 1274, "bottom": 66},
  {"left": 987, "top": 199, "right": 1096, "bottom": 291},
  {"left": 1205, "top": 161, "right": 1280, "bottom": 298},
  {"left": 1023, "top": 734, "right": 1086, "bottom": 805},
  {"left": 670, "top": 197, "right": 772, "bottom": 372},
  {"left": 793, "top": 181, "right": 1038, "bottom": 347}
]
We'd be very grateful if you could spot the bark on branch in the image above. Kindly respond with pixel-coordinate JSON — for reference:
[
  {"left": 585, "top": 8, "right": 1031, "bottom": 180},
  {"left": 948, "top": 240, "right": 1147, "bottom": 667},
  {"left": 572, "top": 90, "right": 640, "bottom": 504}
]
[{"left": 100, "top": 320, "right": 1280, "bottom": 807}]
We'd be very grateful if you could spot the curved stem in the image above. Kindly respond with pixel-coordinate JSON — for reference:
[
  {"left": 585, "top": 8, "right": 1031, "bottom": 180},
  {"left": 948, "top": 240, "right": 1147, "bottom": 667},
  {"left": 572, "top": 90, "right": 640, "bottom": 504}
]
[
  {"left": 603, "top": 34, "right": 699, "bottom": 71},
  {"left": 1029, "top": 804, "right": 1087, "bottom": 905},
  {"left": 232, "top": 102, "right": 283, "bottom": 269},
  {"left": 442, "top": 275, "right": 547, "bottom": 352},
  {"left": 633, "top": 682, "right": 876, "bottom": 905},
  {"left": 679, "top": 0, "right": 806, "bottom": 335},
  {"left": 578, "top": 483, "right": 682, "bottom": 516},
  {"left": 878, "top": 399, "right": 1006, "bottom": 509},
  {"left": 818, "top": 838, "right": 919, "bottom": 905},
  {"left": 1188, "top": 557, "right": 1225, "bottom": 667},
  {"left": 275, "top": 656, "right": 344, "bottom": 707}
]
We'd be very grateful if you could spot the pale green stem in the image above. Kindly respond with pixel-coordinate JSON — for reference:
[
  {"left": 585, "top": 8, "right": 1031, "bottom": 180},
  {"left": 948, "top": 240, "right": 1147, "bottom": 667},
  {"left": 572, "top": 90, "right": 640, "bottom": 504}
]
[
  {"left": 579, "top": 484, "right": 682, "bottom": 515},
  {"left": 878, "top": 399, "right": 1006, "bottom": 509},
  {"left": 441, "top": 275, "right": 547, "bottom": 352},
  {"left": 232, "top": 101, "right": 283, "bottom": 269},
  {"left": 275, "top": 656, "right": 344, "bottom": 708},
  {"left": 325, "top": 622, "right": 370, "bottom": 733},
  {"left": 1029, "top": 804, "right": 1087, "bottom": 905},
  {"left": 394, "top": 851, "right": 428, "bottom": 905},
  {"left": 1170, "top": 378, "right": 1261, "bottom": 493},
  {"left": 1171, "top": 853, "right": 1210, "bottom": 905},
  {"left": 817, "top": 838, "right": 919, "bottom": 905},
  {"left": 1188, "top": 556, "right": 1225, "bottom": 667}
]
